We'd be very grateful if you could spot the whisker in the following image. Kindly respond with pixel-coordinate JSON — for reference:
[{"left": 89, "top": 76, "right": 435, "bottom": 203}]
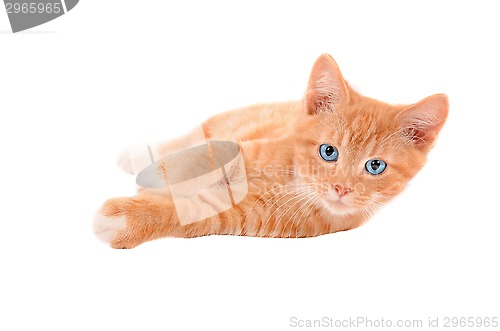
[
  {"left": 275, "top": 191, "right": 315, "bottom": 237},
  {"left": 248, "top": 183, "right": 306, "bottom": 215},
  {"left": 262, "top": 188, "right": 313, "bottom": 236},
  {"left": 283, "top": 194, "right": 318, "bottom": 237},
  {"left": 295, "top": 196, "right": 319, "bottom": 238},
  {"left": 247, "top": 183, "right": 314, "bottom": 224}
]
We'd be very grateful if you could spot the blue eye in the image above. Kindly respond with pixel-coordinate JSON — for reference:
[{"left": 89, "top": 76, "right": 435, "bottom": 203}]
[
  {"left": 365, "top": 159, "right": 387, "bottom": 175},
  {"left": 319, "top": 144, "right": 339, "bottom": 162}
]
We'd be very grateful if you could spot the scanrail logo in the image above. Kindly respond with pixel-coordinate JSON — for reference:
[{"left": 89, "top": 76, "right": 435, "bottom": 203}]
[{"left": 3, "top": 0, "right": 78, "bottom": 32}]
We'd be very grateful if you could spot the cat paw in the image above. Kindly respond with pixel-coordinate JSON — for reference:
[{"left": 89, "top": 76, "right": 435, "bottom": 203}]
[
  {"left": 93, "top": 197, "right": 158, "bottom": 249},
  {"left": 93, "top": 197, "right": 140, "bottom": 249},
  {"left": 116, "top": 148, "right": 135, "bottom": 175},
  {"left": 93, "top": 209, "right": 127, "bottom": 246}
]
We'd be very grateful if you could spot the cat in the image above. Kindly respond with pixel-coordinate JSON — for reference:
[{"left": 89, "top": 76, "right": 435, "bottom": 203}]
[{"left": 94, "top": 53, "right": 448, "bottom": 249}]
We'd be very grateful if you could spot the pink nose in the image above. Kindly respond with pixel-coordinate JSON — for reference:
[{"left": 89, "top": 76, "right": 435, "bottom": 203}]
[{"left": 333, "top": 184, "right": 352, "bottom": 198}]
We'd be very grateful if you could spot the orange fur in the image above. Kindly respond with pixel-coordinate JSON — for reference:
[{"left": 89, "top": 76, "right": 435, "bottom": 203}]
[{"left": 95, "top": 54, "right": 448, "bottom": 249}]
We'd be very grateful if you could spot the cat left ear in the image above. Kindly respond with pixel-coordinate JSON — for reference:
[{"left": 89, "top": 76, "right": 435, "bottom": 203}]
[
  {"left": 397, "top": 94, "right": 449, "bottom": 150},
  {"left": 305, "top": 54, "right": 349, "bottom": 115}
]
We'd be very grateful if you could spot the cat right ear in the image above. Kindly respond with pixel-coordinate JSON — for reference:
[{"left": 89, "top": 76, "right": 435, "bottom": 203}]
[
  {"left": 397, "top": 94, "right": 449, "bottom": 151},
  {"left": 305, "top": 54, "right": 349, "bottom": 115}
]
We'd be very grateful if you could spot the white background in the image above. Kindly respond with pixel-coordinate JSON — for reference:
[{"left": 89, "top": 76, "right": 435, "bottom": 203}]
[{"left": 1, "top": 1, "right": 499, "bottom": 330}]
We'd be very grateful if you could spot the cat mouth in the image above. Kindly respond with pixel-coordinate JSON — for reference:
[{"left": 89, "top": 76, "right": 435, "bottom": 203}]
[
  {"left": 323, "top": 195, "right": 349, "bottom": 205},
  {"left": 321, "top": 198, "right": 356, "bottom": 215},
  {"left": 323, "top": 198, "right": 352, "bottom": 210},
  {"left": 327, "top": 200, "right": 350, "bottom": 208}
]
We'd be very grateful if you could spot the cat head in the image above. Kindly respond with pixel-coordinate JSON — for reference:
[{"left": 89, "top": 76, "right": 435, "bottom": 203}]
[{"left": 294, "top": 53, "right": 448, "bottom": 217}]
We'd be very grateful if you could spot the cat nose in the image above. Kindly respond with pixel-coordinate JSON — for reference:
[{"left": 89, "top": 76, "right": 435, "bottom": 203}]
[{"left": 333, "top": 184, "right": 352, "bottom": 198}]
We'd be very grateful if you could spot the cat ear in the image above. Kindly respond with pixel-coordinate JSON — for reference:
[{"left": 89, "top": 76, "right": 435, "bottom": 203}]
[
  {"left": 397, "top": 94, "right": 449, "bottom": 150},
  {"left": 305, "top": 53, "right": 349, "bottom": 115}
]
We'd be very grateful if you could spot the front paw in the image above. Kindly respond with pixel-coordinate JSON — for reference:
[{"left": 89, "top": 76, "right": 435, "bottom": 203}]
[
  {"left": 93, "top": 197, "right": 139, "bottom": 249},
  {"left": 93, "top": 209, "right": 126, "bottom": 245},
  {"left": 93, "top": 195, "right": 173, "bottom": 248}
]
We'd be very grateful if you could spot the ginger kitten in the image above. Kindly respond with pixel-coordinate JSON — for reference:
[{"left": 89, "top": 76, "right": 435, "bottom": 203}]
[{"left": 94, "top": 54, "right": 448, "bottom": 248}]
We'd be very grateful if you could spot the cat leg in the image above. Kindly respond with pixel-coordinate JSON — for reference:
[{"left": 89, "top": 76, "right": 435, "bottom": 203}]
[
  {"left": 116, "top": 126, "right": 208, "bottom": 175},
  {"left": 93, "top": 194, "right": 179, "bottom": 249},
  {"left": 94, "top": 184, "right": 249, "bottom": 248}
]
